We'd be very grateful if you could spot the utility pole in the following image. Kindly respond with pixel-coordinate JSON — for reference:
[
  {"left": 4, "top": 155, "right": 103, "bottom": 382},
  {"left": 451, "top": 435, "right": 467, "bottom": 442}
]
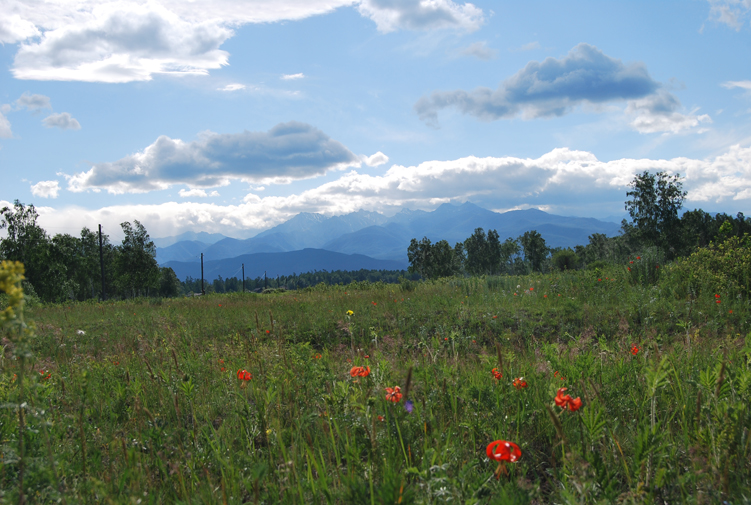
[
  {"left": 264, "top": 271, "right": 267, "bottom": 290},
  {"left": 201, "top": 253, "right": 205, "bottom": 295},
  {"left": 98, "top": 224, "right": 106, "bottom": 301},
  {"left": 242, "top": 263, "right": 245, "bottom": 293}
]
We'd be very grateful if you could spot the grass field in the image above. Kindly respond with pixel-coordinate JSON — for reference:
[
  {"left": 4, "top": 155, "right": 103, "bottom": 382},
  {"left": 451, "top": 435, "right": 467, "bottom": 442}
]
[{"left": 1, "top": 260, "right": 750, "bottom": 504}]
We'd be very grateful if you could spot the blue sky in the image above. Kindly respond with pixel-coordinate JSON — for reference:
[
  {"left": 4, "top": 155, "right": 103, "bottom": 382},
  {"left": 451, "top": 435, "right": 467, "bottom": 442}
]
[{"left": 1, "top": 0, "right": 750, "bottom": 240}]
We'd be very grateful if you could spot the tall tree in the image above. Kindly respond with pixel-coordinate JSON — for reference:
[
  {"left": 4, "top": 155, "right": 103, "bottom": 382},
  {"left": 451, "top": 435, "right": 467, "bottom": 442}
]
[
  {"left": 519, "top": 230, "right": 548, "bottom": 273},
  {"left": 0, "top": 201, "right": 67, "bottom": 301},
  {"left": 624, "top": 171, "right": 686, "bottom": 257},
  {"left": 116, "top": 220, "right": 160, "bottom": 297}
]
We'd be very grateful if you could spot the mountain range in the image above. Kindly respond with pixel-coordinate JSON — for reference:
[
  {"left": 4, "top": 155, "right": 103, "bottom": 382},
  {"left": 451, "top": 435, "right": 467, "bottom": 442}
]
[{"left": 156, "top": 202, "right": 622, "bottom": 281}]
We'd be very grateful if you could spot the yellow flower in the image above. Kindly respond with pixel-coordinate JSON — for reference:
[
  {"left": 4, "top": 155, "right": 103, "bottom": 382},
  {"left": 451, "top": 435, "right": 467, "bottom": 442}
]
[{"left": 346, "top": 310, "right": 354, "bottom": 316}]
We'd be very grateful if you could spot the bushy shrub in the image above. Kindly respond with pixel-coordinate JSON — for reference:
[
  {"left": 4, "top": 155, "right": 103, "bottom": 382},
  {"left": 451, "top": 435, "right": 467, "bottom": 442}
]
[
  {"left": 673, "top": 234, "right": 751, "bottom": 298},
  {"left": 552, "top": 249, "right": 580, "bottom": 271}
]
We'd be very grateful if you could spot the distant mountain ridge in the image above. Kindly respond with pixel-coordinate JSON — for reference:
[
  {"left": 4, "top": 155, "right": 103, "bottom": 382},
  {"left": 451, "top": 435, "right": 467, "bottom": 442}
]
[
  {"left": 155, "top": 203, "right": 621, "bottom": 269},
  {"left": 164, "top": 248, "right": 407, "bottom": 283}
]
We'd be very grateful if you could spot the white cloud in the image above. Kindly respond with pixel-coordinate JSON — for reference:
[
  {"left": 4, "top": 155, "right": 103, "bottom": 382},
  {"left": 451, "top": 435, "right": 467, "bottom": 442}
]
[
  {"left": 0, "top": 111, "right": 12, "bottom": 138},
  {"left": 35, "top": 143, "right": 751, "bottom": 239},
  {"left": 43, "top": 112, "right": 82, "bottom": 130},
  {"left": 358, "top": 0, "right": 484, "bottom": 33},
  {"left": 219, "top": 83, "right": 246, "bottom": 91},
  {"left": 707, "top": 0, "right": 751, "bottom": 30},
  {"left": 456, "top": 41, "right": 496, "bottom": 60},
  {"left": 179, "top": 188, "right": 209, "bottom": 198},
  {"left": 626, "top": 90, "right": 712, "bottom": 134},
  {"left": 722, "top": 80, "right": 751, "bottom": 90},
  {"left": 416, "top": 43, "right": 710, "bottom": 134},
  {"left": 281, "top": 73, "right": 305, "bottom": 80},
  {"left": 64, "top": 121, "right": 359, "bottom": 193},
  {"left": 30, "top": 180, "right": 61, "bottom": 198},
  {"left": 15, "top": 92, "right": 51, "bottom": 111},
  {"left": 362, "top": 151, "right": 389, "bottom": 166},
  {"left": 5, "top": 0, "right": 477, "bottom": 83}
]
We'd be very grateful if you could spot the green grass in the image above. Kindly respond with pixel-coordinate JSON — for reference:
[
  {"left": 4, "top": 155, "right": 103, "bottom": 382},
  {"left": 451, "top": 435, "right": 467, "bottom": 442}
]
[{"left": 2, "top": 265, "right": 750, "bottom": 504}]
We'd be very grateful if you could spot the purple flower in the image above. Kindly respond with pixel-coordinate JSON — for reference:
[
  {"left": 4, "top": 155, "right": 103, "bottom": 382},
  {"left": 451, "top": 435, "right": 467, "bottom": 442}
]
[{"left": 404, "top": 399, "right": 414, "bottom": 414}]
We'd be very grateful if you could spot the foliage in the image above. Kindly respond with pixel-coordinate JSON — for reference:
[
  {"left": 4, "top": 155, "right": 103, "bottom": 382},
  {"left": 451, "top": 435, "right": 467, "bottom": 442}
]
[
  {"left": 518, "top": 230, "right": 548, "bottom": 272},
  {"left": 551, "top": 248, "right": 580, "bottom": 271},
  {"left": 673, "top": 233, "right": 751, "bottom": 298},
  {"left": 1, "top": 257, "right": 750, "bottom": 503}
]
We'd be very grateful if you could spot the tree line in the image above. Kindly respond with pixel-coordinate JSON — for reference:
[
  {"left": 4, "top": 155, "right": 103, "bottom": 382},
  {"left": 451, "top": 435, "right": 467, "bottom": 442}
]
[
  {"left": 408, "top": 171, "right": 751, "bottom": 279},
  {"left": 0, "top": 201, "right": 179, "bottom": 302}
]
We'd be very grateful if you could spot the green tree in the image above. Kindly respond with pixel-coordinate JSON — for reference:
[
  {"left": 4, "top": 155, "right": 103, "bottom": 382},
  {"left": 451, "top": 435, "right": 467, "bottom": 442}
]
[
  {"left": 552, "top": 248, "right": 580, "bottom": 271},
  {"left": 624, "top": 171, "right": 686, "bottom": 258},
  {"left": 464, "top": 228, "right": 502, "bottom": 275},
  {"left": 500, "top": 238, "right": 521, "bottom": 274},
  {"left": 519, "top": 230, "right": 548, "bottom": 273},
  {"left": 158, "top": 267, "right": 181, "bottom": 297},
  {"left": 408, "top": 237, "right": 433, "bottom": 278},
  {"left": 0, "top": 201, "right": 68, "bottom": 302},
  {"left": 116, "top": 220, "right": 160, "bottom": 297}
]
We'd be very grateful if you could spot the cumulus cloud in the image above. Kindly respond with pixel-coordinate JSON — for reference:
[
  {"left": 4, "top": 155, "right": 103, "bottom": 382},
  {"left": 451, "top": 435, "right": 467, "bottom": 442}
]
[
  {"left": 15, "top": 92, "right": 51, "bottom": 111},
  {"left": 33, "top": 143, "right": 751, "bottom": 239},
  {"left": 626, "top": 90, "right": 712, "bottom": 134},
  {"left": 362, "top": 151, "right": 389, "bottom": 166},
  {"left": 43, "top": 112, "right": 82, "bottom": 130},
  {"left": 219, "top": 83, "right": 246, "bottom": 91},
  {"left": 415, "top": 43, "right": 709, "bottom": 134},
  {"left": 358, "top": 0, "right": 483, "bottom": 32},
  {"left": 415, "top": 43, "right": 660, "bottom": 125},
  {"left": 65, "top": 121, "right": 359, "bottom": 194},
  {"left": 4, "top": 0, "right": 481, "bottom": 83},
  {"left": 30, "top": 180, "right": 60, "bottom": 198},
  {"left": 281, "top": 73, "right": 305, "bottom": 80},
  {"left": 179, "top": 188, "right": 219, "bottom": 197},
  {"left": 456, "top": 41, "right": 496, "bottom": 60},
  {"left": 707, "top": 0, "right": 751, "bottom": 30}
]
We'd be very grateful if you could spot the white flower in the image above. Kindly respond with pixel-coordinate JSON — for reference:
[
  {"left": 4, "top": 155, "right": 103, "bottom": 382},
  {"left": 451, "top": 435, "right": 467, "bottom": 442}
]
[{"left": 76, "top": 330, "right": 85, "bottom": 335}]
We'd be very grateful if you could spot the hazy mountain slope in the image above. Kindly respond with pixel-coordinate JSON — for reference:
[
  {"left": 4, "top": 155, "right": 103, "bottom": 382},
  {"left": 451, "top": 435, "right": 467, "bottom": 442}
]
[{"left": 165, "top": 248, "right": 407, "bottom": 282}]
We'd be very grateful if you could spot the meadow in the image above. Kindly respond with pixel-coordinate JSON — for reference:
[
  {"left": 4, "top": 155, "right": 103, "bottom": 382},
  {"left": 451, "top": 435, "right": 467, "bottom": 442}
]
[{"left": 1, "top": 257, "right": 750, "bottom": 504}]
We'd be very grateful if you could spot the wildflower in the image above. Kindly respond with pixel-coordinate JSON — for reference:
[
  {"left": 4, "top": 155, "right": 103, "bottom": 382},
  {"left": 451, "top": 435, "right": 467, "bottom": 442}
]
[
  {"left": 529, "top": 287, "right": 534, "bottom": 291},
  {"left": 404, "top": 399, "right": 414, "bottom": 414},
  {"left": 514, "top": 293, "right": 518, "bottom": 296},
  {"left": 492, "top": 315, "right": 497, "bottom": 319},
  {"left": 598, "top": 278, "right": 602, "bottom": 282},
  {"left": 627, "top": 267, "right": 631, "bottom": 271},
  {"left": 385, "top": 386, "right": 402, "bottom": 403},
  {"left": 236, "top": 369, "right": 252, "bottom": 381},
  {"left": 472, "top": 339, "right": 476, "bottom": 343},
  {"left": 372, "top": 301, "right": 377, "bottom": 306},
  {"left": 729, "top": 310, "right": 733, "bottom": 314},
  {"left": 444, "top": 337, "right": 448, "bottom": 341},
  {"left": 630, "top": 345, "right": 639, "bottom": 356},
  {"left": 39, "top": 370, "right": 51, "bottom": 381},
  {"left": 491, "top": 368, "right": 503, "bottom": 380},
  {"left": 554, "top": 387, "right": 582, "bottom": 411},
  {"left": 715, "top": 294, "right": 721, "bottom": 298},
  {"left": 655, "top": 265, "right": 659, "bottom": 269},
  {"left": 265, "top": 330, "right": 270, "bottom": 334},
  {"left": 543, "top": 295, "right": 547, "bottom": 298},
  {"left": 486, "top": 440, "right": 522, "bottom": 463},
  {"left": 636, "top": 256, "right": 641, "bottom": 260},
  {"left": 218, "top": 304, "right": 222, "bottom": 307},
  {"left": 629, "top": 261, "right": 634, "bottom": 264},
  {"left": 512, "top": 377, "right": 527, "bottom": 389},
  {"left": 113, "top": 361, "right": 120, "bottom": 365},
  {"left": 350, "top": 366, "right": 371, "bottom": 378},
  {"left": 76, "top": 329, "right": 85, "bottom": 335},
  {"left": 313, "top": 353, "right": 322, "bottom": 360},
  {"left": 716, "top": 299, "right": 721, "bottom": 304},
  {"left": 378, "top": 415, "right": 385, "bottom": 422},
  {"left": 346, "top": 310, "right": 354, "bottom": 316},
  {"left": 364, "top": 355, "right": 370, "bottom": 359}
]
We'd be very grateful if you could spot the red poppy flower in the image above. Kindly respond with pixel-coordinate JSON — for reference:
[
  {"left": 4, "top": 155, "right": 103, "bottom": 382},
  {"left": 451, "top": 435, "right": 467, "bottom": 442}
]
[
  {"left": 715, "top": 294, "right": 721, "bottom": 298},
  {"left": 218, "top": 304, "right": 222, "bottom": 307},
  {"left": 350, "top": 366, "right": 371, "bottom": 378},
  {"left": 444, "top": 337, "right": 448, "bottom": 341},
  {"left": 554, "top": 387, "right": 582, "bottom": 411},
  {"left": 543, "top": 295, "right": 547, "bottom": 298},
  {"left": 512, "top": 377, "right": 527, "bottom": 389},
  {"left": 631, "top": 345, "right": 639, "bottom": 356},
  {"left": 716, "top": 300, "right": 721, "bottom": 304},
  {"left": 491, "top": 368, "right": 503, "bottom": 380},
  {"left": 364, "top": 355, "right": 370, "bottom": 359},
  {"left": 372, "top": 301, "right": 377, "bottom": 306},
  {"left": 655, "top": 265, "right": 659, "bottom": 269},
  {"left": 236, "top": 369, "right": 252, "bottom": 381},
  {"left": 729, "top": 310, "right": 733, "bottom": 314},
  {"left": 265, "top": 330, "right": 270, "bottom": 334},
  {"left": 529, "top": 287, "right": 534, "bottom": 291},
  {"left": 636, "top": 256, "right": 641, "bottom": 260},
  {"left": 313, "top": 353, "right": 322, "bottom": 360},
  {"left": 598, "top": 278, "right": 602, "bottom": 282},
  {"left": 486, "top": 440, "right": 522, "bottom": 463},
  {"left": 629, "top": 261, "right": 634, "bottom": 264},
  {"left": 385, "top": 386, "right": 402, "bottom": 403},
  {"left": 378, "top": 415, "right": 385, "bottom": 422},
  {"left": 627, "top": 267, "right": 631, "bottom": 271},
  {"left": 492, "top": 315, "right": 497, "bottom": 319}
]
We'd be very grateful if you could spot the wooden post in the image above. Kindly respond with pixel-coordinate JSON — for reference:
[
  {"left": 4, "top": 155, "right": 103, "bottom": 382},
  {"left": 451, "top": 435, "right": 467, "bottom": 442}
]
[
  {"left": 242, "top": 263, "right": 245, "bottom": 293},
  {"left": 98, "top": 224, "right": 106, "bottom": 301},
  {"left": 201, "top": 253, "right": 205, "bottom": 295}
]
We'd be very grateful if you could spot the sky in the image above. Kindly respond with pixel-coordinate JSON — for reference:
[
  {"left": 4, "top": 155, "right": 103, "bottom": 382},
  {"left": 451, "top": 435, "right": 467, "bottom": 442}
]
[{"left": 1, "top": 0, "right": 750, "bottom": 240}]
